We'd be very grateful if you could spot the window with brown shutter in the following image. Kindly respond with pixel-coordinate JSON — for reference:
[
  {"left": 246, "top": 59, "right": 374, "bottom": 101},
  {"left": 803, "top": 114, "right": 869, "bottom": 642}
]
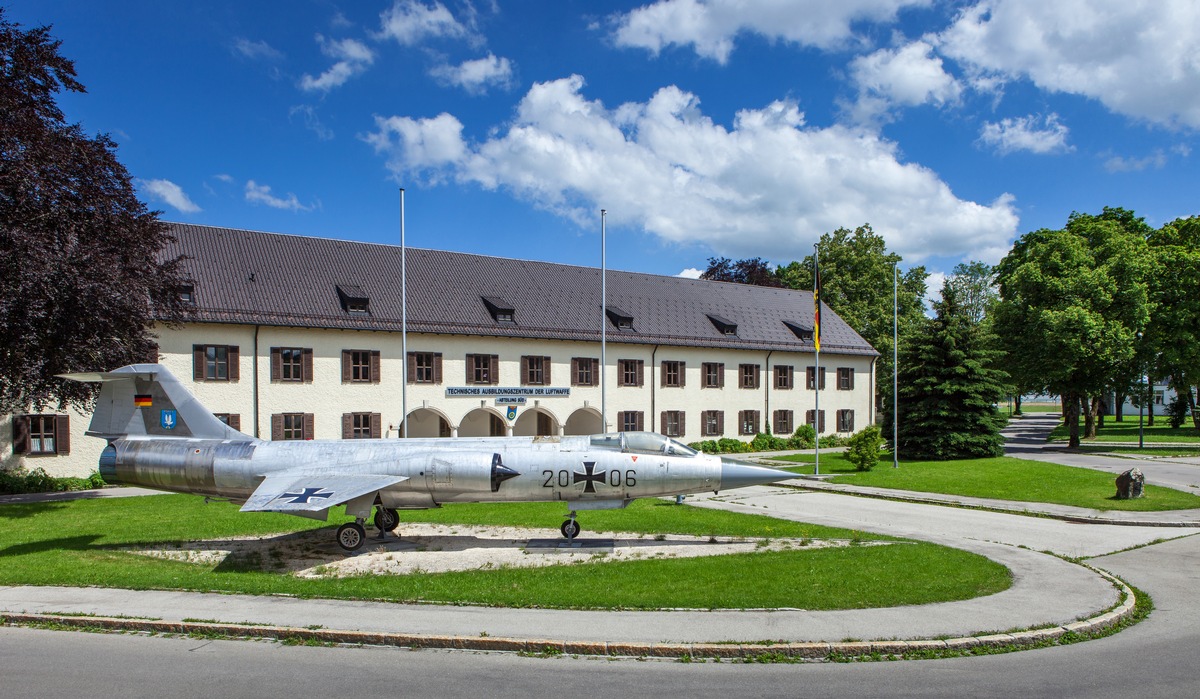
[
  {"left": 521, "top": 356, "right": 551, "bottom": 385},
  {"left": 805, "top": 409, "right": 826, "bottom": 433},
  {"left": 806, "top": 366, "right": 827, "bottom": 390},
  {"left": 661, "top": 360, "right": 685, "bottom": 387},
  {"left": 214, "top": 413, "right": 241, "bottom": 431},
  {"left": 618, "top": 359, "right": 644, "bottom": 387},
  {"left": 467, "top": 354, "right": 499, "bottom": 385},
  {"left": 739, "top": 364, "right": 760, "bottom": 389},
  {"left": 661, "top": 410, "right": 685, "bottom": 438},
  {"left": 571, "top": 357, "right": 599, "bottom": 386},
  {"left": 702, "top": 410, "right": 723, "bottom": 437},
  {"left": 271, "top": 347, "right": 312, "bottom": 382},
  {"left": 274, "top": 413, "right": 312, "bottom": 440},
  {"left": 837, "top": 409, "right": 855, "bottom": 432},
  {"left": 738, "top": 410, "right": 759, "bottom": 436},
  {"left": 11, "top": 415, "right": 69, "bottom": 455},
  {"left": 774, "top": 410, "right": 794, "bottom": 435},
  {"left": 408, "top": 352, "right": 441, "bottom": 384},
  {"left": 194, "top": 345, "right": 238, "bottom": 382},
  {"left": 702, "top": 362, "right": 724, "bottom": 388},
  {"left": 837, "top": 367, "right": 855, "bottom": 390},
  {"left": 774, "top": 365, "right": 794, "bottom": 390},
  {"left": 342, "top": 412, "right": 381, "bottom": 439},
  {"left": 617, "top": 411, "right": 644, "bottom": 431},
  {"left": 345, "top": 350, "right": 383, "bottom": 383}
]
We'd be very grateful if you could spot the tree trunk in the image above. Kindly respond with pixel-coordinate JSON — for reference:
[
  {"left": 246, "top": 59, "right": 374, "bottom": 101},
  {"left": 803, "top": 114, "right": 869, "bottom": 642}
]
[
  {"left": 1096, "top": 395, "right": 1105, "bottom": 430},
  {"left": 1064, "top": 391, "right": 1081, "bottom": 448},
  {"left": 1147, "top": 376, "right": 1155, "bottom": 426},
  {"left": 1190, "top": 387, "right": 1199, "bottom": 433},
  {"left": 1083, "top": 395, "right": 1097, "bottom": 439},
  {"left": 1014, "top": 394, "right": 1023, "bottom": 416},
  {"left": 1115, "top": 391, "right": 1125, "bottom": 421}
]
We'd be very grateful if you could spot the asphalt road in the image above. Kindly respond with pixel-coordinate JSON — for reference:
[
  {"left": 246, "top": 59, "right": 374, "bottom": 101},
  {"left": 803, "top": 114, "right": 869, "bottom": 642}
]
[
  {"left": 3, "top": 415, "right": 1198, "bottom": 697},
  {"left": 2, "top": 532, "right": 1197, "bottom": 699}
]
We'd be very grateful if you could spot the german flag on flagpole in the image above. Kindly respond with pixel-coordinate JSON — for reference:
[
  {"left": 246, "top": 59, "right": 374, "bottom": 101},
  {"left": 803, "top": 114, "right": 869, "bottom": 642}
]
[
  {"left": 813, "top": 250, "right": 821, "bottom": 352},
  {"left": 134, "top": 394, "right": 153, "bottom": 408}
]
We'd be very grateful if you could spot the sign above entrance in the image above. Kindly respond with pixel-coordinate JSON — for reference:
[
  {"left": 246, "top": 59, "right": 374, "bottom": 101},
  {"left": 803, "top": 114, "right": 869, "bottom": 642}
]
[
  {"left": 495, "top": 397, "right": 526, "bottom": 405},
  {"left": 446, "top": 387, "right": 570, "bottom": 398}
]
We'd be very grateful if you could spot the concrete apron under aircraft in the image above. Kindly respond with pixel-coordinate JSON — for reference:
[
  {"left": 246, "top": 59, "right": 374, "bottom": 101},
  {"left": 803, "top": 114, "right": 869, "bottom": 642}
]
[{"left": 66, "top": 365, "right": 795, "bottom": 551}]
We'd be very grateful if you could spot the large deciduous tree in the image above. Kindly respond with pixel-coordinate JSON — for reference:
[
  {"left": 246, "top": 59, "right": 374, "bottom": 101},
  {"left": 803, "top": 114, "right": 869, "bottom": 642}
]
[
  {"left": 896, "top": 282, "right": 1009, "bottom": 460},
  {"left": 0, "top": 10, "right": 189, "bottom": 413},
  {"left": 699, "top": 256, "right": 783, "bottom": 287},
  {"left": 993, "top": 210, "right": 1152, "bottom": 447},
  {"left": 775, "top": 224, "right": 928, "bottom": 436},
  {"left": 1147, "top": 216, "right": 1200, "bottom": 432}
]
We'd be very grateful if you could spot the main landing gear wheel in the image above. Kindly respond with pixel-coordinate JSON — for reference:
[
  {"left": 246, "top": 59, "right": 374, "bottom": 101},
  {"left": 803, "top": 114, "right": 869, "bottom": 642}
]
[
  {"left": 337, "top": 522, "right": 366, "bottom": 552},
  {"left": 374, "top": 507, "right": 399, "bottom": 532},
  {"left": 560, "top": 518, "right": 581, "bottom": 539}
]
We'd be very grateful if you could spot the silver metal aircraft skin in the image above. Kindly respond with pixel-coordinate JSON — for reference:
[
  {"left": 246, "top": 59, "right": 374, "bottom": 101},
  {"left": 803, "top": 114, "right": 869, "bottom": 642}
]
[{"left": 64, "top": 364, "right": 796, "bottom": 551}]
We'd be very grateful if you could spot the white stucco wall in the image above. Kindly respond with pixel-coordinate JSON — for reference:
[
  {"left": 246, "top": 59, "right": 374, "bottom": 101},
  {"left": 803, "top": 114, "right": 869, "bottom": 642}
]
[{"left": 5, "top": 322, "right": 877, "bottom": 478}]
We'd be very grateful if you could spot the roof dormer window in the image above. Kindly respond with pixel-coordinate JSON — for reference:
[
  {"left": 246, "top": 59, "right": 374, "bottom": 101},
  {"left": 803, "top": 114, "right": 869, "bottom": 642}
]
[
  {"left": 707, "top": 313, "right": 738, "bottom": 336},
  {"left": 605, "top": 306, "right": 635, "bottom": 331},
  {"left": 336, "top": 285, "right": 370, "bottom": 314},
  {"left": 481, "top": 296, "right": 516, "bottom": 324},
  {"left": 783, "top": 320, "right": 814, "bottom": 342}
]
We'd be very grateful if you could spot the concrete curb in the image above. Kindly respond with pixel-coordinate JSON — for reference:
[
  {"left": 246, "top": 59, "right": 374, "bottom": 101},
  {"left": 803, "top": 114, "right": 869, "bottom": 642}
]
[
  {"left": 1, "top": 571, "right": 1138, "bottom": 661},
  {"left": 777, "top": 480, "right": 1200, "bottom": 528}
]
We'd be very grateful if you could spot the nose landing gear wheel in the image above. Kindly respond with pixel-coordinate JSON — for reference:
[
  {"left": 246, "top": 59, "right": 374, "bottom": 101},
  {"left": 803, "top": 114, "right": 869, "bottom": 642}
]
[
  {"left": 560, "top": 518, "right": 581, "bottom": 539},
  {"left": 337, "top": 522, "right": 366, "bottom": 552}
]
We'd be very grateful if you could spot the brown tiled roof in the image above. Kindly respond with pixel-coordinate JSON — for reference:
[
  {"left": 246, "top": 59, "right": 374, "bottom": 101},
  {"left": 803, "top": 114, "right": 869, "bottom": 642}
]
[{"left": 163, "top": 223, "right": 878, "bottom": 356}]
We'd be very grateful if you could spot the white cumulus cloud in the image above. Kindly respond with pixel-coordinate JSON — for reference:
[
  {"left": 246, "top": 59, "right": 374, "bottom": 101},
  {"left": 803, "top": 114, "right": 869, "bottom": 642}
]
[
  {"left": 938, "top": 0, "right": 1200, "bottom": 129},
  {"left": 245, "top": 180, "right": 316, "bottom": 212},
  {"left": 377, "top": 0, "right": 471, "bottom": 45},
  {"left": 139, "top": 179, "right": 201, "bottom": 214},
  {"left": 677, "top": 267, "right": 704, "bottom": 279},
  {"left": 978, "top": 113, "right": 1072, "bottom": 155},
  {"left": 612, "top": 0, "right": 933, "bottom": 64},
  {"left": 1104, "top": 150, "right": 1167, "bottom": 173},
  {"left": 300, "top": 35, "right": 375, "bottom": 92},
  {"left": 430, "top": 53, "right": 515, "bottom": 94},
  {"left": 365, "top": 76, "right": 1018, "bottom": 263},
  {"left": 847, "top": 40, "right": 962, "bottom": 124}
]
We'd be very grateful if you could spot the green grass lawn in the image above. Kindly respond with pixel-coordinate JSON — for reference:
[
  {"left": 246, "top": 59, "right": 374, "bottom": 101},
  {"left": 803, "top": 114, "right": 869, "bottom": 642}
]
[
  {"left": 0, "top": 494, "right": 1010, "bottom": 611},
  {"left": 1049, "top": 418, "right": 1200, "bottom": 443},
  {"left": 773, "top": 453, "right": 1200, "bottom": 511}
]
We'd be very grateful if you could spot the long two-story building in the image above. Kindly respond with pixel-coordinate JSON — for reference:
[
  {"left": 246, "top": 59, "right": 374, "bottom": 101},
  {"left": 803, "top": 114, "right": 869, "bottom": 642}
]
[{"left": 4, "top": 223, "right": 879, "bottom": 478}]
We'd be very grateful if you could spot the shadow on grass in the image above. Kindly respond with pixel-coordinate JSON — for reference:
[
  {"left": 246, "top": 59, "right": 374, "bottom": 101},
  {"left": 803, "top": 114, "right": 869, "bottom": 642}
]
[
  {"left": 0, "top": 501, "right": 69, "bottom": 520},
  {"left": 0, "top": 534, "right": 102, "bottom": 557}
]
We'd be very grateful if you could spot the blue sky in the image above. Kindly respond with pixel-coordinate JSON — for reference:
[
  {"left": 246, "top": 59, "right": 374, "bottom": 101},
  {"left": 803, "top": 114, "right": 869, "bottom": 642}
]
[{"left": 9, "top": 0, "right": 1199, "bottom": 295}]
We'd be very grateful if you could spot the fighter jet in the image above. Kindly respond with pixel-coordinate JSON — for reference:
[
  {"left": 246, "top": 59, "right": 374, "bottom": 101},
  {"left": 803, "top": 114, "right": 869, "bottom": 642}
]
[{"left": 64, "top": 364, "right": 795, "bottom": 551}]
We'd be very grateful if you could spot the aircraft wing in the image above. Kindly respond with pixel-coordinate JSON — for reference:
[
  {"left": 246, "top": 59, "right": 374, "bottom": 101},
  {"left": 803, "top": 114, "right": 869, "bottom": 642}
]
[{"left": 240, "top": 473, "right": 409, "bottom": 513}]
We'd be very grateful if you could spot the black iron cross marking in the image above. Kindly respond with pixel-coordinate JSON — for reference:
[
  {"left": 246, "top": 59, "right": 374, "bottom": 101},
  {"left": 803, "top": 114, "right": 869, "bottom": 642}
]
[
  {"left": 573, "top": 461, "right": 606, "bottom": 493},
  {"left": 275, "top": 487, "right": 334, "bottom": 504}
]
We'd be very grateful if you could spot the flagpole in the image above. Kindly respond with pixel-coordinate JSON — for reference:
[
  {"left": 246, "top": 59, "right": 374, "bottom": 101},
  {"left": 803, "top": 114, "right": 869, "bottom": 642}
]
[
  {"left": 814, "top": 243, "right": 820, "bottom": 477},
  {"left": 893, "top": 263, "right": 899, "bottom": 468},
  {"left": 400, "top": 187, "right": 408, "bottom": 439},
  {"left": 600, "top": 209, "right": 607, "bottom": 433}
]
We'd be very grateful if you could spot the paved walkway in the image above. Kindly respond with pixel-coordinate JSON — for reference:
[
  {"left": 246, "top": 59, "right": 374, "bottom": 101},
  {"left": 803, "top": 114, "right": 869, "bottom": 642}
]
[{"left": 3, "top": 415, "right": 1190, "bottom": 657}]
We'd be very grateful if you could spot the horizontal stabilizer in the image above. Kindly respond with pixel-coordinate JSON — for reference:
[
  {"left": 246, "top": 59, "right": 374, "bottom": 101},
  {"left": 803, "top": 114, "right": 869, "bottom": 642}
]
[{"left": 241, "top": 473, "right": 409, "bottom": 513}]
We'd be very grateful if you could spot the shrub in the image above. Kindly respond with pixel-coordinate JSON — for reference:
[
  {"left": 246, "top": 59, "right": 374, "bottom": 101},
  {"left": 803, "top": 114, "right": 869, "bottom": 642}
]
[
  {"left": 790, "top": 424, "right": 816, "bottom": 449},
  {"left": 689, "top": 440, "right": 719, "bottom": 454},
  {"left": 0, "top": 467, "right": 106, "bottom": 495},
  {"left": 716, "top": 438, "right": 751, "bottom": 454},
  {"left": 844, "top": 425, "right": 884, "bottom": 471}
]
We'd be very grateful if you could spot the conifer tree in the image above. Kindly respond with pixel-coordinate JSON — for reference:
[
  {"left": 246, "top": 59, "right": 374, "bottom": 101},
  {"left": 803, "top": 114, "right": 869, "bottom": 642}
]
[{"left": 896, "top": 282, "right": 1009, "bottom": 460}]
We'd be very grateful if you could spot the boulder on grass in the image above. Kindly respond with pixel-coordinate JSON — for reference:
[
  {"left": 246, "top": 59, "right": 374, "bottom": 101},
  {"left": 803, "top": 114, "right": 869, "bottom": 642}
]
[{"left": 1115, "top": 468, "right": 1145, "bottom": 500}]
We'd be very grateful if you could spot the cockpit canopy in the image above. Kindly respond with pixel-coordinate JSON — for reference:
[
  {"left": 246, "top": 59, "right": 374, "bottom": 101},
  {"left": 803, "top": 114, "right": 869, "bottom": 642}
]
[{"left": 590, "top": 431, "right": 698, "bottom": 457}]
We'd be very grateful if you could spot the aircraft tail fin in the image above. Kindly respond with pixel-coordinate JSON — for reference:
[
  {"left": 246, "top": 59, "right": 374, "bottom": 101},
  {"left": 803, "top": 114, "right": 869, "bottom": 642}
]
[{"left": 59, "top": 364, "right": 249, "bottom": 441}]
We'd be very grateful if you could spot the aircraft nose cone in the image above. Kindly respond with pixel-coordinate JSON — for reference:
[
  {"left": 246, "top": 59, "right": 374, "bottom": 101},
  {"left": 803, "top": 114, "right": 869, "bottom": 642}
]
[{"left": 718, "top": 460, "right": 795, "bottom": 491}]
